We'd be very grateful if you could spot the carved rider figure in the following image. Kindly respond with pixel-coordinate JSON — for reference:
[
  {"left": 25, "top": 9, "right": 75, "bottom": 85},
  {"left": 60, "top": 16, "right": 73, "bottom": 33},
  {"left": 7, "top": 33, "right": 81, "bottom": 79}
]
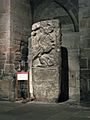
[{"left": 31, "top": 23, "right": 56, "bottom": 67}]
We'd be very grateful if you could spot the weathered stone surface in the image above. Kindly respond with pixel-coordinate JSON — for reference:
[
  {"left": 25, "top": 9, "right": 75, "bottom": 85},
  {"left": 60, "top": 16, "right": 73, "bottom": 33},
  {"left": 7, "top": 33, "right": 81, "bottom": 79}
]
[
  {"left": 79, "top": 0, "right": 90, "bottom": 8},
  {"left": 4, "top": 64, "right": 14, "bottom": 74},
  {"left": 33, "top": 68, "right": 60, "bottom": 102},
  {"left": 62, "top": 32, "right": 80, "bottom": 49},
  {"left": 0, "top": 0, "right": 11, "bottom": 101},
  {"left": 0, "top": 52, "right": 6, "bottom": 60},
  {"left": 69, "top": 86, "right": 80, "bottom": 100},
  {"left": 29, "top": 19, "right": 61, "bottom": 102},
  {"left": 80, "top": 38, "right": 90, "bottom": 48},
  {"left": 0, "top": 0, "right": 89, "bottom": 103},
  {"left": 80, "top": 58, "right": 88, "bottom": 69},
  {"left": 14, "top": 52, "right": 21, "bottom": 61},
  {"left": 80, "top": 78, "right": 88, "bottom": 99},
  {"left": 79, "top": 0, "right": 90, "bottom": 100},
  {"left": 62, "top": 32, "right": 80, "bottom": 101},
  {"left": 80, "top": 49, "right": 90, "bottom": 58},
  {"left": 0, "top": 79, "right": 11, "bottom": 100},
  {"left": 10, "top": 0, "right": 31, "bottom": 72},
  {"left": 80, "top": 18, "right": 90, "bottom": 28},
  {"left": 62, "top": 24, "right": 75, "bottom": 33},
  {"left": 69, "top": 71, "right": 78, "bottom": 87},
  {"left": 0, "top": 44, "right": 7, "bottom": 52},
  {"left": 0, "top": 0, "right": 10, "bottom": 75},
  {"left": 80, "top": 28, "right": 90, "bottom": 39},
  {"left": 6, "top": 52, "right": 14, "bottom": 63},
  {"left": 0, "top": 61, "right": 4, "bottom": 69},
  {"left": 80, "top": 70, "right": 90, "bottom": 79}
]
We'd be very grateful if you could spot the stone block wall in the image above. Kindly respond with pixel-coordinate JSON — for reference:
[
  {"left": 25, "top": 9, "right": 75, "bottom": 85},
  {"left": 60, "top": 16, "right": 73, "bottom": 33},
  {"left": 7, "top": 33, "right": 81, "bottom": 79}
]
[
  {"left": 10, "top": 0, "right": 32, "bottom": 71},
  {"left": 62, "top": 32, "right": 80, "bottom": 101},
  {"left": 0, "top": 0, "right": 90, "bottom": 103},
  {"left": 32, "top": 0, "right": 80, "bottom": 102},
  {"left": 79, "top": 0, "right": 90, "bottom": 100},
  {"left": 0, "top": 0, "right": 10, "bottom": 100},
  {"left": 0, "top": 0, "right": 32, "bottom": 100},
  {"left": 0, "top": 0, "right": 10, "bottom": 75}
]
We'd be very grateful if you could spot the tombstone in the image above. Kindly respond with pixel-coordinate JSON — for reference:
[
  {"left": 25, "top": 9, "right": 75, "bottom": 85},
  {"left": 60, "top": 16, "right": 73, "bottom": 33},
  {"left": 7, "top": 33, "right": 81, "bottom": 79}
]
[{"left": 28, "top": 19, "right": 62, "bottom": 102}]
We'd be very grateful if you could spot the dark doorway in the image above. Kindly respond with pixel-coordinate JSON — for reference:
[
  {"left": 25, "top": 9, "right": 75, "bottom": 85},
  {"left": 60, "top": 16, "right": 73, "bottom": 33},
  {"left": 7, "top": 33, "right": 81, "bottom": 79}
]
[{"left": 58, "top": 46, "right": 69, "bottom": 102}]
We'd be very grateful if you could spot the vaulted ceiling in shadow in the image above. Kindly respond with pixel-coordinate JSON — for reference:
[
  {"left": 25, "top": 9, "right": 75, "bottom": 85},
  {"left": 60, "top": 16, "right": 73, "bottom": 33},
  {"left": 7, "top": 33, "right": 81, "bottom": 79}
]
[{"left": 30, "top": 0, "right": 79, "bottom": 32}]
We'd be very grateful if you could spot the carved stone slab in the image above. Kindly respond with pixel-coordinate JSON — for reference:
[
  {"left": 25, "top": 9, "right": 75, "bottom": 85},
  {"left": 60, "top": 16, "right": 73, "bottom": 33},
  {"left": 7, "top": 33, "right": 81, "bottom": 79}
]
[{"left": 29, "top": 19, "right": 62, "bottom": 102}]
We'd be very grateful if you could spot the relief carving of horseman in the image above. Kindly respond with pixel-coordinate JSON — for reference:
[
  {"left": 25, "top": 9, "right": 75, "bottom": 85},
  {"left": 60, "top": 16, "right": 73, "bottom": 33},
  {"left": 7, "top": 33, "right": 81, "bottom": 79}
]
[{"left": 31, "top": 22, "right": 57, "bottom": 67}]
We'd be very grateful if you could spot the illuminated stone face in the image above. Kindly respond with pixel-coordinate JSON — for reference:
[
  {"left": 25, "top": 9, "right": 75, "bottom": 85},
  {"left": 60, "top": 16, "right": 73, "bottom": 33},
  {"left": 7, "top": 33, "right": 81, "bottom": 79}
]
[{"left": 29, "top": 19, "right": 62, "bottom": 102}]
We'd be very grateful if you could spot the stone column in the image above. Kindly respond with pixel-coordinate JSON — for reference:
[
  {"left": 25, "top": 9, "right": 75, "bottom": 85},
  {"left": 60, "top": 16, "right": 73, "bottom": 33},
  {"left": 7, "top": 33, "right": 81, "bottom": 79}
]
[
  {"left": 62, "top": 32, "right": 80, "bottom": 102},
  {"left": 10, "top": 0, "right": 32, "bottom": 100},
  {"left": 0, "top": 0, "right": 11, "bottom": 100},
  {"left": 79, "top": 0, "right": 90, "bottom": 100},
  {"left": 0, "top": 0, "right": 32, "bottom": 100},
  {"left": 29, "top": 19, "right": 62, "bottom": 102}
]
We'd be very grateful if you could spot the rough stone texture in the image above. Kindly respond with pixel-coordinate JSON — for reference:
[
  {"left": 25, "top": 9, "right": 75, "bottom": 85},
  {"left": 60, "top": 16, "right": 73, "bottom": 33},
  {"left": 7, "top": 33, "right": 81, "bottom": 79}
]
[
  {"left": 9, "top": 0, "right": 32, "bottom": 100},
  {"left": 80, "top": 58, "right": 88, "bottom": 69},
  {"left": 79, "top": 0, "right": 90, "bottom": 100},
  {"left": 0, "top": 0, "right": 11, "bottom": 100},
  {"left": 0, "top": 0, "right": 10, "bottom": 74},
  {"left": 10, "top": 0, "right": 32, "bottom": 71},
  {"left": 62, "top": 33, "right": 80, "bottom": 101},
  {"left": 0, "top": 0, "right": 32, "bottom": 100},
  {"left": 0, "top": 79, "right": 10, "bottom": 100},
  {"left": 29, "top": 19, "right": 61, "bottom": 102},
  {"left": 31, "top": 0, "right": 80, "bottom": 102},
  {"left": 0, "top": 0, "right": 90, "bottom": 104}
]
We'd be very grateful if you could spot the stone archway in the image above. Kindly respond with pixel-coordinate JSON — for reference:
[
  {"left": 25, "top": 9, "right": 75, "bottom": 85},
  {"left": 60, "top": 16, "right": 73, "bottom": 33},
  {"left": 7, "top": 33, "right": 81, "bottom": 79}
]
[
  {"left": 32, "top": 0, "right": 78, "bottom": 32},
  {"left": 30, "top": 0, "right": 80, "bottom": 102}
]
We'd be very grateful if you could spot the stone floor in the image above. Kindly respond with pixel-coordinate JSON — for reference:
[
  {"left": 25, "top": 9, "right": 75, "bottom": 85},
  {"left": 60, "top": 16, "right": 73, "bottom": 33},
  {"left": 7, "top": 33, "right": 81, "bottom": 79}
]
[{"left": 0, "top": 100, "right": 90, "bottom": 120}]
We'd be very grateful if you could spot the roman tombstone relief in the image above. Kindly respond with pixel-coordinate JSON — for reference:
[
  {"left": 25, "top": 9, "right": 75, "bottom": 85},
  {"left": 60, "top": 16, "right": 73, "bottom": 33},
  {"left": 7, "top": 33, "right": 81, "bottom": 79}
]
[{"left": 28, "top": 19, "right": 62, "bottom": 102}]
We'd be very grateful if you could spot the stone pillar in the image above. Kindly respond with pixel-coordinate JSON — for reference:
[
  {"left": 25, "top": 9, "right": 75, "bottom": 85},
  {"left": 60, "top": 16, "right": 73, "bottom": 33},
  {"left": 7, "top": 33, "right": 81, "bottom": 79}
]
[
  {"left": 62, "top": 32, "right": 80, "bottom": 102},
  {"left": 0, "top": 0, "right": 11, "bottom": 100},
  {"left": 79, "top": 0, "right": 90, "bottom": 100},
  {"left": 9, "top": 0, "right": 32, "bottom": 100},
  {"left": 0, "top": 0, "right": 32, "bottom": 100},
  {"left": 29, "top": 19, "right": 62, "bottom": 102},
  {"left": 10, "top": 0, "right": 32, "bottom": 70},
  {"left": 0, "top": 0, "right": 10, "bottom": 74}
]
